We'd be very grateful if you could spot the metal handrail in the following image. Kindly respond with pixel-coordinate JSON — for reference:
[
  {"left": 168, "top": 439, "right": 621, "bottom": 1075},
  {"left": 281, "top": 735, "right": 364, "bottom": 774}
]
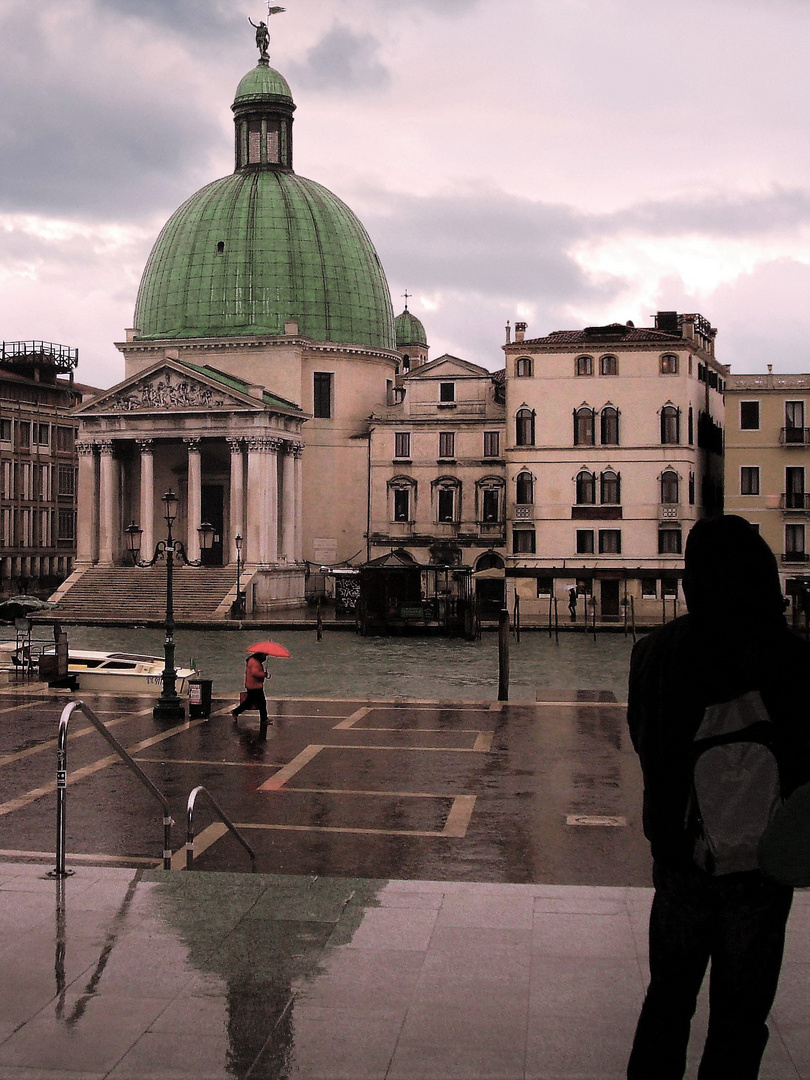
[
  {"left": 186, "top": 785, "right": 256, "bottom": 872},
  {"left": 52, "top": 701, "right": 173, "bottom": 878}
]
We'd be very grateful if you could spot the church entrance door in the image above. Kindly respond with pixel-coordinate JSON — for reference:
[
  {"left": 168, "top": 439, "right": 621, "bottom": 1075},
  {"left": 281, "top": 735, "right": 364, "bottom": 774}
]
[{"left": 201, "top": 484, "right": 224, "bottom": 566}]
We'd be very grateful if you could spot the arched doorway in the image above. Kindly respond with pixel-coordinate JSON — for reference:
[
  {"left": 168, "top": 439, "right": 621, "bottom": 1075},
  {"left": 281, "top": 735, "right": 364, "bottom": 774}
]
[{"left": 474, "top": 551, "right": 505, "bottom": 618}]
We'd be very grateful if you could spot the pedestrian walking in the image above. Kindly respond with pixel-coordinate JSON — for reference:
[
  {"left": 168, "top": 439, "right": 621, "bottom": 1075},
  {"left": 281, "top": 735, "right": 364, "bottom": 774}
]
[
  {"left": 231, "top": 651, "right": 270, "bottom": 739},
  {"left": 626, "top": 515, "right": 810, "bottom": 1080},
  {"left": 568, "top": 586, "right": 578, "bottom": 622}
]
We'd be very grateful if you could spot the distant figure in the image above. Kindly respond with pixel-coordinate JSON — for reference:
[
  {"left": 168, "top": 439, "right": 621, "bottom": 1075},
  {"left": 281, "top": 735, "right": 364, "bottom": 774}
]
[
  {"left": 626, "top": 516, "right": 810, "bottom": 1080},
  {"left": 568, "top": 587, "right": 577, "bottom": 622},
  {"left": 231, "top": 651, "right": 270, "bottom": 739}
]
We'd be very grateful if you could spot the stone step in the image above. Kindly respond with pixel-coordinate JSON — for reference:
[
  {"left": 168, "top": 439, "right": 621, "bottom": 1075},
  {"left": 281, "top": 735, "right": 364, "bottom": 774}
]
[{"left": 50, "top": 567, "right": 238, "bottom": 621}]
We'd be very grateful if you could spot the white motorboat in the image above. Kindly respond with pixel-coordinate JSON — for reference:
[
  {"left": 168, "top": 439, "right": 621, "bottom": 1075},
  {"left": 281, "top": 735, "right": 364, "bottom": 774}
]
[{"left": 0, "top": 644, "right": 198, "bottom": 694}]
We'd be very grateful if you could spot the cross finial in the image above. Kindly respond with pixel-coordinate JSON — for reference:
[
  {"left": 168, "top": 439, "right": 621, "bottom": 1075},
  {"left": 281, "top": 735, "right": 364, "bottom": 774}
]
[{"left": 402, "top": 290, "right": 411, "bottom": 311}]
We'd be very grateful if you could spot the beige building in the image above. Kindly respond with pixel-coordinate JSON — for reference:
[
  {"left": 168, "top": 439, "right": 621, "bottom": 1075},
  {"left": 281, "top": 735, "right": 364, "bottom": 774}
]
[
  {"left": 502, "top": 313, "right": 726, "bottom": 625},
  {"left": 368, "top": 354, "right": 506, "bottom": 586},
  {"left": 725, "top": 369, "right": 810, "bottom": 612}
]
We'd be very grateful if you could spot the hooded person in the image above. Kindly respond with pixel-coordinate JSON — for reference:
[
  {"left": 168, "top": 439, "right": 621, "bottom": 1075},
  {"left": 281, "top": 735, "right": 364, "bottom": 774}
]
[{"left": 626, "top": 515, "right": 810, "bottom": 1080}]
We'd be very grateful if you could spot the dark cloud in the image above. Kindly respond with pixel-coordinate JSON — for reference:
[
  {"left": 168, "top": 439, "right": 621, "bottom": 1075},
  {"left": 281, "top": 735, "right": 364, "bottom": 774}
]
[
  {"left": 608, "top": 188, "right": 810, "bottom": 238},
  {"left": 288, "top": 22, "right": 391, "bottom": 92},
  {"left": 99, "top": 0, "right": 237, "bottom": 42}
]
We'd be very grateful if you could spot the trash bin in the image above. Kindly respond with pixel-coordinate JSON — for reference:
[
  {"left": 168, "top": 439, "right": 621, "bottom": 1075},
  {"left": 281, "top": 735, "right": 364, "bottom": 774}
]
[{"left": 188, "top": 678, "right": 213, "bottom": 719}]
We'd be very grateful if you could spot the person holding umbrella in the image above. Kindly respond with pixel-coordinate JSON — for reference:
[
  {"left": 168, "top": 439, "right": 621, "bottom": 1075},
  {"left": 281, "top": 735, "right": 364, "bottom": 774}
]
[{"left": 231, "top": 641, "right": 291, "bottom": 739}]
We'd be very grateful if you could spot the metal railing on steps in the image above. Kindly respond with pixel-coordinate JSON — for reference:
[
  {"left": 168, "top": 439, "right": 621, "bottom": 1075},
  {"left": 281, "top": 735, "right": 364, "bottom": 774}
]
[
  {"left": 51, "top": 700, "right": 174, "bottom": 878},
  {"left": 185, "top": 785, "right": 256, "bottom": 872}
]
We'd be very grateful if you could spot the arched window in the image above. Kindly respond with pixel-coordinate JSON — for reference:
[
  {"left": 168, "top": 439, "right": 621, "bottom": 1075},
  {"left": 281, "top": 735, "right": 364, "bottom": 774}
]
[
  {"left": 600, "top": 406, "right": 619, "bottom": 445},
  {"left": 661, "top": 405, "right": 680, "bottom": 445},
  {"left": 574, "top": 406, "right": 595, "bottom": 446},
  {"left": 600, "top": 469, "right": 621, "bottom": 504},
  {"left": 516, "top": 357, "right": 532, "bottom": 377},
  {"left": 576, "top": 470, "right": 596, "bottom": 505},
  {"left": 576, "top": 355, "right": 593, "bottom": 376},
  {"left": 660, "top": 353, "right": 678, "bottom": 375},
  {"left": 516, "top": 408, "right": 535, "bottom": 446},
  {"left": 388, "top": 476, "right": 416, "bottom": 522},
  {"left": 600, "top": 355, "right": 618, "bottom": 376},
  {"left": 661, "top": 470, "right": 679, "bottom": 504},
  {"left": 477, "top": 478, "right": 504, "bottom": 524},
  {"left": 516, "top": 471, "right": 534, "bottom": 504}
]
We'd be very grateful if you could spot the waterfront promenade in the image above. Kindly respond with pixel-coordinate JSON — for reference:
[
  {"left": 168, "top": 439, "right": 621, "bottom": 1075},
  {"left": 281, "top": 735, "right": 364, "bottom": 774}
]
[{"left": 0, "top": 678, "right": 808, "bottom": 1078}]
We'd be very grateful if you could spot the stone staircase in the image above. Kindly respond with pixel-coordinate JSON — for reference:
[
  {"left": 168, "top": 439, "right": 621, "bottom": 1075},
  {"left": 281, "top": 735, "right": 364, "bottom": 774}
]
[{"left": 47, "top": 566, "right": 239, "bottom": 625}]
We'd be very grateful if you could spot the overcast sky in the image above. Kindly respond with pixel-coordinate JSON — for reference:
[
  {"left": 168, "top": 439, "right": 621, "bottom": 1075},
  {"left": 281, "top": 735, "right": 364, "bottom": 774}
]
[{"left": 3, "top": 0, "right": 810, "bottom": 388}]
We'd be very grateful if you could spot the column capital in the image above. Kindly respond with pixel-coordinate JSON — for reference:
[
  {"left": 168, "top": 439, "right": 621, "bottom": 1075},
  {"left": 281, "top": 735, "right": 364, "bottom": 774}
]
[
  {"left": 184, "top": 437, "right": 202, "bottom": 452},
  {"left": 97, "top": 439, "right": 114, "bottom": 455},
  {"left": 136, "top": 438, "right": 154, "bottom": 454},
  {"left": 76, "top": 441, "right": 96, "bottom": 456},
  {"left": 247, "top": 436, "right": 282, "bottom": 453},
  {"left": 227, "top": 437, "right": 245, "bottom": 453},
  {"left": 289, "top": 442, "right": 304, "bottom": 459}
]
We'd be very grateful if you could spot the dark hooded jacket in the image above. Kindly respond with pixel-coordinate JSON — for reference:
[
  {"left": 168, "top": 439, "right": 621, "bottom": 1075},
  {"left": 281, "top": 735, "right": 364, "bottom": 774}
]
[{"left": 628, "top": 516, "right": 810, "bottom": 868}]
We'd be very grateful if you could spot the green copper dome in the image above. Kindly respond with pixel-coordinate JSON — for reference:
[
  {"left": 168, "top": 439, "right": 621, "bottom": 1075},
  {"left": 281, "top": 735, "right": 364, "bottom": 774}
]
[
  {"left": 132, "top": 62, "right": 395, "bottom": 350},
  {"left": 395, "top": 308, "right": 427, "bottom": 348}
]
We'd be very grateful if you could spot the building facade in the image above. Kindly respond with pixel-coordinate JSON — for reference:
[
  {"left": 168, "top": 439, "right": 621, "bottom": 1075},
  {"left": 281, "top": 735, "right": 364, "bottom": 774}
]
[
  {"left": 502, "top": 313, "right": 726, "bottom": 625},
  {"left": 0, "top": 341, "right": 87, "bottom": 597},
  {"left": 725, "top": 369, "right": 810, "bottom": 613},
  {"left": 72, "top": 51, "right": 401, "bottom": 611},
  {"left": 368, "top": 353, "right": 506, "bottom": 581}
]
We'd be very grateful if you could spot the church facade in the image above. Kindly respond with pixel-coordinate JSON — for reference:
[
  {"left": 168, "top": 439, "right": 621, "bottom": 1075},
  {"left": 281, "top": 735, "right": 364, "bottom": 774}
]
[{"left": 73, "top": 52, "right": 401, "bottom": 610}]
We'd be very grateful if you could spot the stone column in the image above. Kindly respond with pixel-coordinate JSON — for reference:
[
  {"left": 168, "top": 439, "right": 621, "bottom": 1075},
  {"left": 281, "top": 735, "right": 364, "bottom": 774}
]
[
  {"left": 292, "top": 443, "right": 304, "bottom": 562},
  {"left": 280, "top": 442, "right": 295, "bottom": 561},
  {"left": 228, "top": 438, "right": 245, "bottom": 564},
  {"left": 137, "top": 439, "right": 154, "bottom": 558},
  {"left": 186, "top": 438, "right": 202, "bottom": 562},
  {"left": 246, "top": 437, "right": 281, "bottom": 565},
  {"left": 266, "top": 439, "right": 281, "bottom": 564},
  {"left": 97, "top": 440, "right": 116, "bottom": 566},
  {"left": 75, "top": 441, "right": 97, "bottom": 565}
]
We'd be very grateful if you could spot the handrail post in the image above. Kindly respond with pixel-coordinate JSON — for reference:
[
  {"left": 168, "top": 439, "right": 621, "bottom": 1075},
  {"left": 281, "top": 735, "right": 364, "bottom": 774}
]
[
  {"left": 186, "top": 785, "right": 256, "bottom": 872},
  {"left": 52, "top": 700, "right": 174, "bottom": 877}
]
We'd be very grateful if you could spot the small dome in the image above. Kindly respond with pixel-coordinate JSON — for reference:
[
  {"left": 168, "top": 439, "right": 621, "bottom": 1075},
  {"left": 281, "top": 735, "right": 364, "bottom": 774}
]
[
  {"left": 395, "top": 308, "right": 427, "bottom": 348},
  {"left": 233, "top": 61, "right": 292, "bottom": 106}
]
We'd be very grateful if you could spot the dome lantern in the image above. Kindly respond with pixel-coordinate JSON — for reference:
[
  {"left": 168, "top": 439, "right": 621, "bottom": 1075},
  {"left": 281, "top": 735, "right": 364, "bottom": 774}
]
[{"left": 232, "top": 59, "right": 295, "bottom": 171}]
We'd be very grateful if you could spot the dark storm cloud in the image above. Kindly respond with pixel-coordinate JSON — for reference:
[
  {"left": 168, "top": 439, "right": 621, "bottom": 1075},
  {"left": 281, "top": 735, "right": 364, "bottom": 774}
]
[
  {"left": 288, "top": 22, "right": 391, "bottom": 92},
  {"left": 364, "top": 189, "right": 621, "bottom": 302},
  {"left": 0, "top": 3, "right": 221, "bottom": 220}
]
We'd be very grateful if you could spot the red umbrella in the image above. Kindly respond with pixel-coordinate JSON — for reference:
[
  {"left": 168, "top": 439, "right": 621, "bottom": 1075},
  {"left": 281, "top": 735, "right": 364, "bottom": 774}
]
[{"left": 245, "top": 640, "right": 291, "bottom": 658}]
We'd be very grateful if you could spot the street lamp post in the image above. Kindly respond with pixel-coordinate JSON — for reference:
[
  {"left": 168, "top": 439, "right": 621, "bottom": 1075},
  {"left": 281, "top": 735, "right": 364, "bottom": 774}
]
[
  {"left": 232, "top": 533, "right": 246, "bottom": 619},
  {"left": 125, "top": 489, "right": 215, "bottom": 721}
]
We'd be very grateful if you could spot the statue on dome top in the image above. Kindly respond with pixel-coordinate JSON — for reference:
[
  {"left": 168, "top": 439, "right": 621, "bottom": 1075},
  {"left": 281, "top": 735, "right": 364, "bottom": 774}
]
[{"left": 249, "top": 7, "right": 285, "bottom": 61}]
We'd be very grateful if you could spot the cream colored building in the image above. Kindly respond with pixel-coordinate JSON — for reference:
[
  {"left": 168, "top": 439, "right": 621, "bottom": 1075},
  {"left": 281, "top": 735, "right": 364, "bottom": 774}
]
[
  {"left": 368, "top": 353, "right": 506, "bottom": 580},
  {"left": 502, "top": 313, "right": 727, "bottom": 625},
  {"left": 725, "top": 369, "right": 810, "bottom": 611},
  {"left": 68, "top": 53, "right": 401, "bottom": 612}
]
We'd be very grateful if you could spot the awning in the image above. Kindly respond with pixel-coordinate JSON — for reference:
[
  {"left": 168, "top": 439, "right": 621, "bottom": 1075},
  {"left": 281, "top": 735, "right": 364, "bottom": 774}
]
[{"left": 472, "top": 567, "right": 505, "bottom": 580}]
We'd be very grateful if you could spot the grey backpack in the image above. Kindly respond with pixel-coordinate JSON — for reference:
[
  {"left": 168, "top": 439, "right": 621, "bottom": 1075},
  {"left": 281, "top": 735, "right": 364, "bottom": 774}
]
[{"left": 688, "top": 690, "right": 783, "bottom": 876}]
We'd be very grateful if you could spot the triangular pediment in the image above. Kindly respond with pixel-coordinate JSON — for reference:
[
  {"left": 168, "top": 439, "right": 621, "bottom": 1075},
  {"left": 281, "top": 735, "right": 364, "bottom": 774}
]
[
  {"left": 406, "top": 354, "right": 495, "bottom": 380},
  {"left": 75, "top": 359, "right": 271, "bottom": 416}
]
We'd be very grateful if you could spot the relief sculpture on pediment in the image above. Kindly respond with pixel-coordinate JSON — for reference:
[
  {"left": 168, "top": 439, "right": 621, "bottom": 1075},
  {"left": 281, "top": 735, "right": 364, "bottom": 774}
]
[{"left": 107, "top": 370, "right": 227, "bottom": 412}]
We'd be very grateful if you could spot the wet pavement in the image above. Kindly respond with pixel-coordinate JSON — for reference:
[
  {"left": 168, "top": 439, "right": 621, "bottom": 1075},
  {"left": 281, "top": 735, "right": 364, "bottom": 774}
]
[{"left": 1, "top": 682, "right": 809, "bottom": 1078}]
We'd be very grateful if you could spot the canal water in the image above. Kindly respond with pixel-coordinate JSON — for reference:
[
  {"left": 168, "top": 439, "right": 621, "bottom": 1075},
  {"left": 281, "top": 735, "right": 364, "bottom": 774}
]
[{"left": 35, "top": 626, "right": 636, "bottom": 702}]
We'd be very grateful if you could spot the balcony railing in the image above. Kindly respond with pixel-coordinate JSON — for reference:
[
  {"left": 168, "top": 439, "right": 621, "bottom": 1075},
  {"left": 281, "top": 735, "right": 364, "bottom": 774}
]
[
  {"left": 781, "top": 493, "right": 810, "bottom": 512},
  {"left": 782, "top": 551, "right": 810, "bottom": 564},
  {"left": 512, "top": 503, "right": 535, "bottom": 520},
  {"left": 659, "top": 504, "right": 681, "bottom": 521},
  {"left": 780, "top": 427, "right": 810, "bottom": 446}
]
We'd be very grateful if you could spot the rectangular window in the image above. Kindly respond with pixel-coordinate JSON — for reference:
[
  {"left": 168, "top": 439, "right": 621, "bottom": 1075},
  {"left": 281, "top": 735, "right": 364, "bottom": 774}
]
[
  {"left": 17, "top": 422, "right": 29, "bottom": 449},
  {"left": 56, "top": 426, "right": 74, "bottom": 452},
  {"left": 313, "top": 372, "right": 333, "bottom": 419},
  {"left": 660, "top": 354, "right": 679, "bottom": 375},
  {"left": 658, "top": 528, "right": 682, "bottom": 554},
  {"left": 58, "top": 465, "right": 76, "bottom": 496},
  {"left": 513, "top": 528, "right": 536, "bottom": 554},
  {"left": 785, "top": 523, "right": 806, "bottom": 558},
  {"left": 662, "top": 579, "right": 678, "bottom": 598},
  {"left": 393, "top": 488, "right": 410, "bottom": 522},
  {"left": 599, "top": 529, "right": 621, "bottom": 554},
  {"left": 536, "top": 577, "right": 553, "bottom": 596},
  {"left": 482, "top": 489, "right": 499, "bottom": 523},
  {"left": 438, "top": 487, "right": 455, "bottom": 522},
  {"left": 740, "top": 467, "right": 760, "bottom": 496},
  {"left": 394, "top": 432, "right": 410, "bottom": 458},
  {"left": 57, "top": 509, "right": 76, "bottom": 541},
  {"left": 438, "top": 432, "right": 455, "bottom": 459},
  {"left": 785, "top": 467, "right": 805, "bottom": 510},
  {"left": 483, "top": 431, "right": 499, "bottom": 458},
  {"left": 0, "top": 419, "right": 10, "bottom": 442},
  {"left": 740, "top": 401, "right": 760, "bottom": 430},
  {"left": 36, "top": 423, "right": 50, "bottom": 446},
  {"left": 576, "top": 529, "right": 594, "bottom": 555},
  {"left": 641, "top": 578, "right": 657, "bottom": 598},
  {"left": 439, "top": 382, "right": 455, "bottom": 403},
  {"left": 785, "top": 401, "right": 805, "bottom": 443},
  {"left": 1, "top": 460, "right": 12, "bottom": 498}
]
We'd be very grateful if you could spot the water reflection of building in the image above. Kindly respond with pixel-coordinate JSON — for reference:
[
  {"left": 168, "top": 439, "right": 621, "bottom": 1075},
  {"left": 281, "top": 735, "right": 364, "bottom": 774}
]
[
  {"left": 0, "top": 341, "right": 98, "bottom": 598},
  {"left": 71, "top": 50, "right": 400, "bottom": 612}
]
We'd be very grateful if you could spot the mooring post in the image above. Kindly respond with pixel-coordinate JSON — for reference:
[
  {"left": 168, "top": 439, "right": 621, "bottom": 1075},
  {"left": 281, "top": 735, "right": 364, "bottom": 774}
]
[{"left": 498, "top": 607, "right": 509, "bottom": 701}]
